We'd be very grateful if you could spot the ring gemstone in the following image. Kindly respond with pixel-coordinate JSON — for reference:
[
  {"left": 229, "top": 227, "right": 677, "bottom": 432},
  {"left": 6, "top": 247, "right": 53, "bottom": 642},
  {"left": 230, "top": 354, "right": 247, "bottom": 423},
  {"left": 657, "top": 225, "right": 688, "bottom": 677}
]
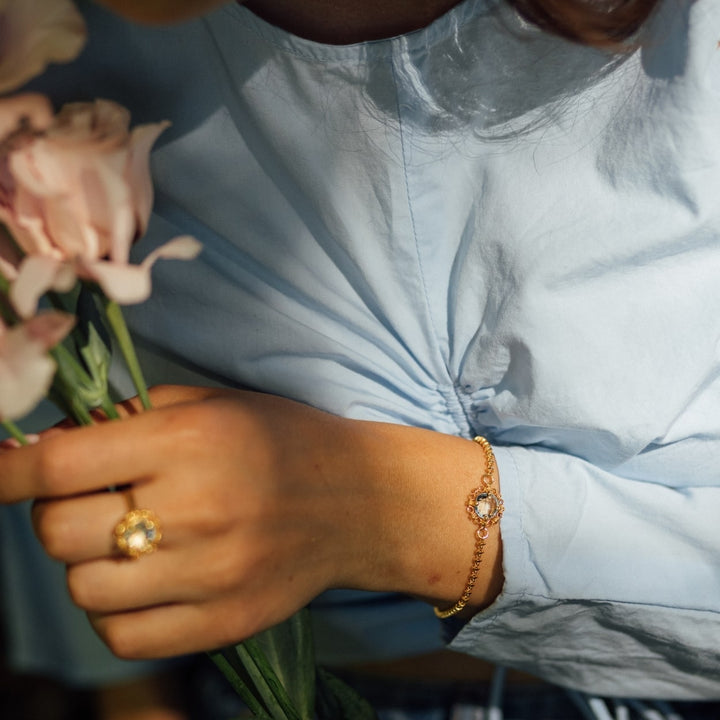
[{"left": 114, "top": 509, "right": 162, "bottom": 558}]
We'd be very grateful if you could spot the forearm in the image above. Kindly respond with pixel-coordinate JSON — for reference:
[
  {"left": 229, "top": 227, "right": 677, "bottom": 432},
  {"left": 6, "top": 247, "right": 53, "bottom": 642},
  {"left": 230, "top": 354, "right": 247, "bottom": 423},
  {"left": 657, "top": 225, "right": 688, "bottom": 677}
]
[{"left": 323, "top": 418, "right": 504, "bottom": 613}]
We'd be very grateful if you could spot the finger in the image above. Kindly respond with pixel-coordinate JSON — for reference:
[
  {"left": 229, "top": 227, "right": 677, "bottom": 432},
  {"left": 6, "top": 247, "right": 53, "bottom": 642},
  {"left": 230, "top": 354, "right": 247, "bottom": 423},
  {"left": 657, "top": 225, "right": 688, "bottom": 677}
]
[
  {"left": 0, "top": 425, "right": 65, "bottom": 451},
  {"left": 119, "top": 384, "right": 229, "bottom": 416},
  {"left": 32, "top": 490, "right": 130, "bottom": 563},
  {"left": 0, "top": 407, "right": 181, "bottom": 502},
  {"left": 0, "top": 433, "right": 40, "bottom": 450},
  {"left": 67, "top": 556, "right": 189, "bottom": 613},
  {"left": 89, "top": 597, "right": 274, "bottom": 660},
  {"left": 0, "top": 387, "right": 234, "bottom": 503},
  {"left": 89, "top": 601, "right": 251, "bottom": 659},
  {"left": 65, "top": 535, "right": 244, "bottom": 613}
]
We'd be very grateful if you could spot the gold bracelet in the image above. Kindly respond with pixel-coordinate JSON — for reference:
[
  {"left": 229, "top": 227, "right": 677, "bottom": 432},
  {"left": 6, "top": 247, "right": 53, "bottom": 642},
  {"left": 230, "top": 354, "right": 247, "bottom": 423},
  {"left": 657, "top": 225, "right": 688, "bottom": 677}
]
[{"left": 433, "top": 436, "right": 504, "bottom": 619}]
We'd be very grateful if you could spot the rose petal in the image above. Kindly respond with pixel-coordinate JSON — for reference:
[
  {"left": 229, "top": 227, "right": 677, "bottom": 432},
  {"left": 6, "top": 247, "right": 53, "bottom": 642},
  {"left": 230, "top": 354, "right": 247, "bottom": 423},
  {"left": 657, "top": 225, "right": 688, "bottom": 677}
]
[
  {"left": 126, "top": 120, "right": 171, "bottom": 248},
  {"left": 10, "top": 255, "right": 76, "bottom": 318},
  {"left": 0, "top": 99, "right": 172, "bottom": 273},
  {"left": 78, "top": 259, "right": 151, "bottom": 305},
  {"left": 78, "top": 235, "right": 201, "bottom": 305},
  {"left": 0, "top": 320, "right": 66, "bottom": 420},
  {"left": 24, "top": 310, "right": 75, "bottom": 350},
  {"left": 0, "top": 93, "right": 54, "bottom": 139},
  {"left": 0, "top": 225, "right": 21, "bottom": 281},
  {"left": 88, "top": 149, "right": 136, "bottom": 262},
  {"left": 0, "top": 352, "right": 56, "bottom": 419},
  {"left": 0, "top": 0, "right": 86, "bottom": 95},
  {"left": 141, "top": 235, "right": 203, "bottom": 265}
]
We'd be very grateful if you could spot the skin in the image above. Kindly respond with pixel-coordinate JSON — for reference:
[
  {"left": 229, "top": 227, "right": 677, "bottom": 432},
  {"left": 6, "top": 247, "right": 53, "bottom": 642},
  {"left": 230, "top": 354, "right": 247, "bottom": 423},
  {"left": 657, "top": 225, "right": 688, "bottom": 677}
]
[
  {"left": 0, "top": 0, "right": 503, "bottom": 661},
  {"left": 1, "top": 386, "right": 502, "bottom": 658},
  {"left": 93, "top": 0, "right": 233, "bottom": 24},
  {"left": 95, "top": 0, "right": 463, "bottom": 43}
]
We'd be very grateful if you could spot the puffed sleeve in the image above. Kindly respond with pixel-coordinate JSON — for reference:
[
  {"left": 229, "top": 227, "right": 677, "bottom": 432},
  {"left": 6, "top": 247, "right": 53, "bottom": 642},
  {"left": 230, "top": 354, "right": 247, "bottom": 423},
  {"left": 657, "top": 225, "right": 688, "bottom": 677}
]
[{"left": 448, "top": 440, "right": 720, "bottom": 699}]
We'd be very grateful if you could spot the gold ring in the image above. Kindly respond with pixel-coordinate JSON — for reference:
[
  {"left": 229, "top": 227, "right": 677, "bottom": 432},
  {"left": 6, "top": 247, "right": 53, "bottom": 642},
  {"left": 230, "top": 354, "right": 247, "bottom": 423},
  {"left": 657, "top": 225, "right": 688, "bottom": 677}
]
[{"left": 113, "top": 508, "right": 162, "bottom": 558}]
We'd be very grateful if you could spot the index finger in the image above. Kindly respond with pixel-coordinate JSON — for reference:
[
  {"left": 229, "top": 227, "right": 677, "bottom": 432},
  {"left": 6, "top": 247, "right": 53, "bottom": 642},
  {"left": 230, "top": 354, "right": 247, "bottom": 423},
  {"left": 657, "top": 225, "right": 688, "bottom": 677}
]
[{"left": 0, "top": 410, "right": 174, "bottom": 503}]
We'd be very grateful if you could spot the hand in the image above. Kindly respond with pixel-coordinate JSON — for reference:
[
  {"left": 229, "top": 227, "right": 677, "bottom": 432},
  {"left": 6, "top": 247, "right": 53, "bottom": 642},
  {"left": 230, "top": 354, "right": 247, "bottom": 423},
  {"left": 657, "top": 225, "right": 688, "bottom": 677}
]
[{"left": 0, "top": 385, "right": 503, "bottom": 658}]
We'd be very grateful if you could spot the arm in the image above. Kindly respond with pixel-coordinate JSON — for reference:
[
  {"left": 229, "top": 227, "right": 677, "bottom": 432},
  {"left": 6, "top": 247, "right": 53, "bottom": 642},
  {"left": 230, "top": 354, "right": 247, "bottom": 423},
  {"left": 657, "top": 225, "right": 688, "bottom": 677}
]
[
  {"left": 0, "top": 384, "right": 503, "bottom": 658},
  {"left": 2, "top": 383, "right": 720, "bottom": 699}
]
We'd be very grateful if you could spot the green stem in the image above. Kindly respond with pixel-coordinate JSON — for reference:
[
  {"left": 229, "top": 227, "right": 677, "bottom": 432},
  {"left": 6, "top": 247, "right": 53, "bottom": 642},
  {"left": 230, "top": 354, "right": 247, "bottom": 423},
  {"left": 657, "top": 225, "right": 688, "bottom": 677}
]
[
  {"left": 2, "top": 420, "right": 29, "bottom": 445},
  {"left": 103, "top": 300, "right": 151, "bottom": 410},
  {"left": 100, "top": 396, "right": 121, "bottom": 420},
  {"left": 49, "top": 345, "right": 95, "bottom": 426}
]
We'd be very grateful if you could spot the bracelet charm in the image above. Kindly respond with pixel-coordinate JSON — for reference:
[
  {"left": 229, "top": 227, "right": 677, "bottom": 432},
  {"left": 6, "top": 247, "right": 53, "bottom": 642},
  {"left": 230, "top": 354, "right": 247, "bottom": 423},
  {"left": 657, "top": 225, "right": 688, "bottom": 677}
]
[
  {"left": 471, "top": 491, "right": 501, "bottom": 523},
  {"left": 434, "top": 436, "right": 503, "bottom": 620}
]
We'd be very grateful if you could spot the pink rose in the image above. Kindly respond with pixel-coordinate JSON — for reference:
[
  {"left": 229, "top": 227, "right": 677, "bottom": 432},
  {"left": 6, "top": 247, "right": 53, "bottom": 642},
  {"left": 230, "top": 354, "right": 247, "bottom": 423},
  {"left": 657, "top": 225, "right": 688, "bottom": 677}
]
[
  {"left": 0, "top": 310, "right": 75, "bottom": 421},
  {"left": 5, "top": 99, "right": 169, "bottom": 262},
  {"left": 0, "top": 93, "right": 54, "bottom": 282},
  {"left": 0, "top": 98, "right": 201, "bottom": 316},
  {"left": 0, "top": 0, "right": 86, "bottom": 94}
]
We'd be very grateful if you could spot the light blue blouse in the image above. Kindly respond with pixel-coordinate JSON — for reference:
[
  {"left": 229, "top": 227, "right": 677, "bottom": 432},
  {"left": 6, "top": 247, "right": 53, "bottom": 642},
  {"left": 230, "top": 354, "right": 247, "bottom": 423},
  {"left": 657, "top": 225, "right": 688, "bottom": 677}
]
[{"left": 9, "top": 0, "right": 720, "bottom": 698}]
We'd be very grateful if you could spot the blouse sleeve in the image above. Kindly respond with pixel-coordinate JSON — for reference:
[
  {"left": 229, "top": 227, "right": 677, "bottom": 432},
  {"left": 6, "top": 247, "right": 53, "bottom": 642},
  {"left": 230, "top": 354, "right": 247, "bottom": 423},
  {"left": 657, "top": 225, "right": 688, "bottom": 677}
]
[{"left": 448, "top": 441, "right": 720, "bottom": 700}]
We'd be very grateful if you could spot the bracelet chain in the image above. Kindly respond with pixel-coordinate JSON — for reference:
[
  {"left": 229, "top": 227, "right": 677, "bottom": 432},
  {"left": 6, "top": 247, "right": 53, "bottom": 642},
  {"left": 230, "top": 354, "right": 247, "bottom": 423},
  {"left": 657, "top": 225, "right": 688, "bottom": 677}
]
[{"left": 433, "top": 436, "right": 504, "bottom": 619}]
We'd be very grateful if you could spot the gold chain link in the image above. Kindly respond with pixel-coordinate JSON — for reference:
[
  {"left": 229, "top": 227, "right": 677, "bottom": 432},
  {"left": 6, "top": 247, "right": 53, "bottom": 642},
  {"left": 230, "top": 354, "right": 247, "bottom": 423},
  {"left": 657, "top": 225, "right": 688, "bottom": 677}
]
[{"left": 433, "top": 436, "right": 504, "bottom": 619}]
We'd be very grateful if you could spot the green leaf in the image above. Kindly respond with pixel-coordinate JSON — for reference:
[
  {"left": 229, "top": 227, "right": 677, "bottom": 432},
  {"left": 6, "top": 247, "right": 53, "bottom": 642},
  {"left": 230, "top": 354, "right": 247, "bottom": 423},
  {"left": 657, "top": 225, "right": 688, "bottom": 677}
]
[
  {"left": 315, "top": 668, "right": 378, "bottom": 720},
  {"left": 76, "top": 320, "right": 120, "bottom": 419},
  {"left": 208, "top": 648, "right": 274, "bottom": 720},
  {"left": 49, "top": 345, "right": 95, "bottom": 425},
  {"left": 208, "top": 612, "right": 375, "bottom": 720},
  {"left": 209, "top": 630, "right": 307, "bottom": 720},
  {"left": 254, "top": 609, "right": 316, "bottom": 719},
  {"left": 78, "top": 322, "right": 111, "bottom": 391},
  {"left": 235, "top": 638, "right": 303, "bottom": 720}
]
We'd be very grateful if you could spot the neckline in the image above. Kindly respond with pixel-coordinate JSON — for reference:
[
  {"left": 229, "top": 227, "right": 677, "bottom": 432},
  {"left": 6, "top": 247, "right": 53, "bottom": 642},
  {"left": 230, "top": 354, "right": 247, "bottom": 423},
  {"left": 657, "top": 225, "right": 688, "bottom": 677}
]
[{"left": 215, "top": 0, "right": 498, "bottom": 63}]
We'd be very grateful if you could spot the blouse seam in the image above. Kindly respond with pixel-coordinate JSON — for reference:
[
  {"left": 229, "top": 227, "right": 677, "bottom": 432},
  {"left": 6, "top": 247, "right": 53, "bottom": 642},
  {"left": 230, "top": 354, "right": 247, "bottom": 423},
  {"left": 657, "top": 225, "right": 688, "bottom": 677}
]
[{"left": 390, "top": 48, "right": 470, "bottom": 438}]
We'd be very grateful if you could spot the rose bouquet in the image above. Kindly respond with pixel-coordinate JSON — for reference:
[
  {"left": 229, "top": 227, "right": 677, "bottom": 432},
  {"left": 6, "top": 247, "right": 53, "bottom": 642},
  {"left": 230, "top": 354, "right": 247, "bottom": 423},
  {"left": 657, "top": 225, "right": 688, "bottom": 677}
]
[
  {"left": 0, "top": 2, "right": 375, "bottom": 719},
  {"left": 0, "top": 2, "right": 199, "bottom": 442}
]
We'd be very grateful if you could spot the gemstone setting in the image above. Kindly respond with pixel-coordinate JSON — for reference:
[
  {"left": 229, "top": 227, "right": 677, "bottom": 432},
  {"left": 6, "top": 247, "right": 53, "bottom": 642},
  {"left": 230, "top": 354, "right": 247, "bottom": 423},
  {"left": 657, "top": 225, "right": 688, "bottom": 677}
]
[{"left": 113, "top": 509, "right": 162, "bottom": 558}]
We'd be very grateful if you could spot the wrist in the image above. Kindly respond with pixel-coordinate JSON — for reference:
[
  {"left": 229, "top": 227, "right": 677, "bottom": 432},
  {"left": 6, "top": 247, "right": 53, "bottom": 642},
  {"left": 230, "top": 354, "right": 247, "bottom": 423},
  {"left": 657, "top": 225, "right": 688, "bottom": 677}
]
[{"left": 327, "top": 420, "right": 504, "bottom": 613}]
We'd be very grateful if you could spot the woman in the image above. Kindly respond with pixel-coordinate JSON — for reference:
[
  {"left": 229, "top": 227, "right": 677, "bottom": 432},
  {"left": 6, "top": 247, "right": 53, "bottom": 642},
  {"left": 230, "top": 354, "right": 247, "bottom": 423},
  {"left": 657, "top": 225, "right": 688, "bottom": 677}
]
[{"left": 2, "top": 0, "right": 719, "bottom": 708}]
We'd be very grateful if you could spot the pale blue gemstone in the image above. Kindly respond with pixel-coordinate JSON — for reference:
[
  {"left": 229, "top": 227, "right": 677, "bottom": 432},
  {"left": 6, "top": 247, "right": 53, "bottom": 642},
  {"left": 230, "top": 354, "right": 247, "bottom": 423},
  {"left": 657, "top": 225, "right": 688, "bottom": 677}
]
[
  {"left": 124, "top": 520, "right": 155, "bottom": 551},
  {"left": 473, "top": 492, "right": 499, "bottom": 521}
]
